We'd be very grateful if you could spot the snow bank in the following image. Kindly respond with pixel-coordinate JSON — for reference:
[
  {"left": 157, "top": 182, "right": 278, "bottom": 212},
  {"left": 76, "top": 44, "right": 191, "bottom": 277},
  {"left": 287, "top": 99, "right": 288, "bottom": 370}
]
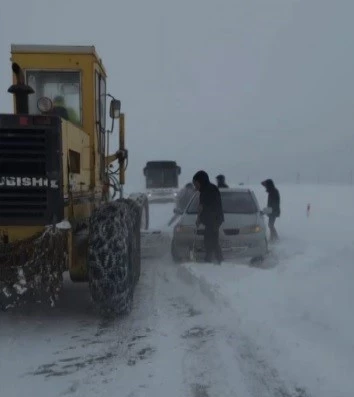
[{"left": 182, "top": 184, "right": 354, "bottom": 397}]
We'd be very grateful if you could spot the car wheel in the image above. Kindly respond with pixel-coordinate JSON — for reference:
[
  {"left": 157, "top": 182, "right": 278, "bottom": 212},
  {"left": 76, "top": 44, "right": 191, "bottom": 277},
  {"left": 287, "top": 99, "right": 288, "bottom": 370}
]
[{"left": 249, "top": 255, "right": 265, "bottom": 266}]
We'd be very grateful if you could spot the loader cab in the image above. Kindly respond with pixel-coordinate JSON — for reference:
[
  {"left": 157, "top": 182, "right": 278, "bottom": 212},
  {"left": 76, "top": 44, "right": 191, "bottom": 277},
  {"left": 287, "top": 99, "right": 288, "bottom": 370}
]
[
  {"left": 143, "top": 161, "right": 181, "bottom": 203},
  {"left": 1, "top": 44, "right": 123, "bottom": 244},
  {"left": 10, "top": 45, "right": 109, "bottom": 133},
  {"left": 9, "top": 45, "right": 115, "bottom": 189}
]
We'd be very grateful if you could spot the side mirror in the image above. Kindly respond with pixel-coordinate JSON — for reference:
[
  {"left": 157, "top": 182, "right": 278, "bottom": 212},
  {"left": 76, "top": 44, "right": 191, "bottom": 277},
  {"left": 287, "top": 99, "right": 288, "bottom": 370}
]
[
  {"left": 173, "top": 207, "right": 183, "bottom": 215},
  {"left": 177, "top": 166, "right": 181, "bottom": 175},
  {"left": 109, "top": 99, "right": 121, "bottom": 119},
  {"left": 261, "top": 207, "right": 272, "bottom": 216}
]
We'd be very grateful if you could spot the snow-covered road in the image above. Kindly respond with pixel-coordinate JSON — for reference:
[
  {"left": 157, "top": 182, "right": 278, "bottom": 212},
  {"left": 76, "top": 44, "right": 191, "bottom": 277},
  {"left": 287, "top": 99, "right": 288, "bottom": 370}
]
[
  {"left": 1, "top": 184, "right": 354, "bottom": 397},
  {"left": 0, "top": 255, "right": 310, "bottom": 397}
]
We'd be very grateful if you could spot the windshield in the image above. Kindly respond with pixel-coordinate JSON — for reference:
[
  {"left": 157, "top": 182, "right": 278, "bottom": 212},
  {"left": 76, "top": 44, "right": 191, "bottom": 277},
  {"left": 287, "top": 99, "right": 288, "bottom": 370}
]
[
  {"left": 146, "top": 168, "right": 178, "bottom": 188},
  {"left": 186, "top": 191, "right": 258, "bottom": 214},
  {"left": 26, "top": 70, "right": 82, "bottom": 125}
]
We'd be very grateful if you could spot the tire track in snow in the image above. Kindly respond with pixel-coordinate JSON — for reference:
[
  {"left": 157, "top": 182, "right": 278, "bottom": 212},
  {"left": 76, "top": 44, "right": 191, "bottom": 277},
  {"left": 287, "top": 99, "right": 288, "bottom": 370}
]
[
  {"left": 2, "top": 248, "right": 312, "bottom": 397},
  {"left": 154, "top": 260, "right": 252, "bottom": 397},
  {"left": 56, "top": 257, "right": 164, "bottom": 396},
  {"left": 173, "top": 253, "right": 313, "bottom": 397},
  {"left": 223, "top": 328, "right": 311, "bottom": 397}
]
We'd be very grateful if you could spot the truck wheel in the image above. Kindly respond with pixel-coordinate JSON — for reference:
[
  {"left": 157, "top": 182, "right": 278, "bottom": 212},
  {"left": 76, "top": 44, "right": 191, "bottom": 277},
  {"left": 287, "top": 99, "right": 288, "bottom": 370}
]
[{"left": 87, "top": 200, "right": 137, "bottom": 316}]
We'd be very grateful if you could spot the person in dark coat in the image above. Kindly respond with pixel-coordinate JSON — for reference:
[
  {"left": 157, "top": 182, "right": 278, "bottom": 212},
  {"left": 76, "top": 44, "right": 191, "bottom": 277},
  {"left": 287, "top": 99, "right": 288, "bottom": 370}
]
[
  {"left": 261, "top": 178, "right": 280, "bottom": 242},
  {"left": 193, "top": 170, "right": 224, "bottom": 264},
  {"left": 216, "top": 174, "right": 229, "bottom": 188}
]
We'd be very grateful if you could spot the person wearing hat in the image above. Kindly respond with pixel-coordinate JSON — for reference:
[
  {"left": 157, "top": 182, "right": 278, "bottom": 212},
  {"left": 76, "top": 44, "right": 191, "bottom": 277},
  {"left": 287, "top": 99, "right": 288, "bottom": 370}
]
[
  {"left": 52, "top": 96, "right": 79, "bottom": 125},
  {"left": 216, "top": 174, "right": 229, "bottom": 188},
  {"left": 261, "top": 178, "right": 280, "bottom": 242},
  {"left": 193, "top": 170, "right": 224, "bottom": 264}
]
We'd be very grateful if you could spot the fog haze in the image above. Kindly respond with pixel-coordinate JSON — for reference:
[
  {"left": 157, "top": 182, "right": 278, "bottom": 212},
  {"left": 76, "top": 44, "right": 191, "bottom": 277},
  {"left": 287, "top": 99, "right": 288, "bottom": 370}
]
[{"left": 1, "top": 0, "right": 353, "bottom": 187}]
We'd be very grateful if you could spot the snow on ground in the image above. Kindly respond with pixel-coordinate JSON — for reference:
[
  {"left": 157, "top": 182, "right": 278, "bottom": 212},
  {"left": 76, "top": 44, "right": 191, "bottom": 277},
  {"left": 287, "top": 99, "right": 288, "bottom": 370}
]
[
  {"left": 182, "top": 183, "right": 354, "bottom": 397},
  {"left": 1, "top": 183, "right": 353, "bottom": 397}
]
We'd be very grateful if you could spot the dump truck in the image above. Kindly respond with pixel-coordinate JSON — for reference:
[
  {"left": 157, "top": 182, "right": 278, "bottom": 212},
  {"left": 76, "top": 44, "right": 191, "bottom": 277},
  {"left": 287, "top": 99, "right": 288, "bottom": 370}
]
[
  {"left": 0, "top": 44, "right": 166, "bottom": 314},
  {"left": 143, "top": 160, "right": 181, "bottom": 203}
]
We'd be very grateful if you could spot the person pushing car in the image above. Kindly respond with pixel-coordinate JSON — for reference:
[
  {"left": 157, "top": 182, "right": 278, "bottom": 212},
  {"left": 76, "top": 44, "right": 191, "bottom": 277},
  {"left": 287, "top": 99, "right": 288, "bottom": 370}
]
[{"left": 193, "top": 170, "right": 224, "bottom": 264}]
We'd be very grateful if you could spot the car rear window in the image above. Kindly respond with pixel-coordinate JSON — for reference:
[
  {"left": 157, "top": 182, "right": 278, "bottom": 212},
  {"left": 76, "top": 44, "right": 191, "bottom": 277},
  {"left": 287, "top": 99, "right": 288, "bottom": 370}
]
[{"left": 186, "top": 191, "right": 258, "bottom": 214}]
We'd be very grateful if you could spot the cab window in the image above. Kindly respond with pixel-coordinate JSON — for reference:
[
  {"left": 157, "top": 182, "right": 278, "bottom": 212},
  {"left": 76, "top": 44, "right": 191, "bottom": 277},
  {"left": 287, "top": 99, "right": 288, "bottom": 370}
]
[{"left": 26, "top": 70, "right": 82, "bottom": 126}]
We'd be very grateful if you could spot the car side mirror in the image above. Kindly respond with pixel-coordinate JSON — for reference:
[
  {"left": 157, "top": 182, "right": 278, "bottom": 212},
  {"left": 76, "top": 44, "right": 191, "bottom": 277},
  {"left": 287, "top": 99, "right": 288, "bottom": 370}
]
[{"left": 173, "top": 207, "right": 183, "bottom": 215}]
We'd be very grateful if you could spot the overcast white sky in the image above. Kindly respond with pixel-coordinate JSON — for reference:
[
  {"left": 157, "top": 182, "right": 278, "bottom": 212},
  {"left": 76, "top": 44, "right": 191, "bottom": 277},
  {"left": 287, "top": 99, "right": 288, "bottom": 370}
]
[{"left": 1, "top": 0, "right": 353, "bottom": 187}]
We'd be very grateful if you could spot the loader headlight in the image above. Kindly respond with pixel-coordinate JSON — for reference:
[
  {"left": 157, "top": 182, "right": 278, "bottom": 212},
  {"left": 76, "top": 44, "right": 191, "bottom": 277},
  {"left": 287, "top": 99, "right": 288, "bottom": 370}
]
[
  {"left": 239, "top": 225, "right": 261, "bottom": 234},
  {"left": 37, "top": 96, "right": 53, "bottom": 113}
]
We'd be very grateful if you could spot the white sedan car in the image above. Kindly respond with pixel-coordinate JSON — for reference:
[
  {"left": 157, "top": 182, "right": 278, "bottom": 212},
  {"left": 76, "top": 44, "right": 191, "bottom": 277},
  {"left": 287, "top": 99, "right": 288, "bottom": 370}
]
[{"left": 171, "top": 188, "right": 271, "bottom": 263}]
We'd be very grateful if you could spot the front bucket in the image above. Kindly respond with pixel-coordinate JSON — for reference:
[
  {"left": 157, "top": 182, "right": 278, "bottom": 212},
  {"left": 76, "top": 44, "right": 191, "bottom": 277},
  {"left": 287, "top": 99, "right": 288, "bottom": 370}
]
[{"left": 141, "top": 228, "right": 171, "bottom": 259}]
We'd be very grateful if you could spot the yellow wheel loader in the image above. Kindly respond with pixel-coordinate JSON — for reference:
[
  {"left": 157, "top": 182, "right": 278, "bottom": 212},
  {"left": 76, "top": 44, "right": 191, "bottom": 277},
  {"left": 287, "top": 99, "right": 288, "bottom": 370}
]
[{"left": 0, "top": 44, "right": 168, "bottom": 314}]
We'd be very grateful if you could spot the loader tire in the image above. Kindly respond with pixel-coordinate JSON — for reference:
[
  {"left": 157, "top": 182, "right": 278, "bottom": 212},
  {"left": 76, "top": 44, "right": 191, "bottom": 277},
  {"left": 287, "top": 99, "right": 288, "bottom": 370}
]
[
  {"left": 87, "top": 200, "right": 138, "bottom": 316},
  {"left": 128, "top": 193, "right": 149, "bottom": 230},
  {"left": 123, "top": 198, "right": 142, "bottom": 285}
]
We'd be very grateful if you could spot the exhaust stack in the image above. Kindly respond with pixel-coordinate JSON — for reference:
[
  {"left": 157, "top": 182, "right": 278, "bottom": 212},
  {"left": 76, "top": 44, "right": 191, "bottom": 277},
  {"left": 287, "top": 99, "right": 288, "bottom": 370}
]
[{"left": 7, "top": 62, "right": 34, "bottom": 114}]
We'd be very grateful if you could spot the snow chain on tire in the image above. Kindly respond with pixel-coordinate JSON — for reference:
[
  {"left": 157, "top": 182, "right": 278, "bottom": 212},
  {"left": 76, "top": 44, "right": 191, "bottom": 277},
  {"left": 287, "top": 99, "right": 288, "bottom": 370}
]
[{"left": 87, "top": 199, "right": 141, "bottom": 316}]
